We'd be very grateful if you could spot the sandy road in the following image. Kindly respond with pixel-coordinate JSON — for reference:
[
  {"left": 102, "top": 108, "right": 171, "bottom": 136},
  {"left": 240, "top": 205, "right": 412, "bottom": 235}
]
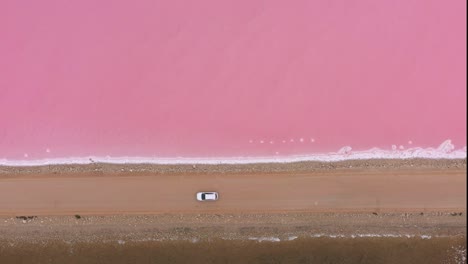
[{"left": 0, "top": 168, "right": 465, "bottom": 216}]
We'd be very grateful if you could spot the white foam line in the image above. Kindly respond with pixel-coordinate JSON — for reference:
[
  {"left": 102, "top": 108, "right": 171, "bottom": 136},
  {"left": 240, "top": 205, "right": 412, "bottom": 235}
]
[
  {"left": 311, "top": 234, "right": 441, "bottom": 239},
  {"left": 248, "top": 237, "right": 281, "bottom": 242},
  {"left": 0, "top": 140, "right": 465, "bottom": 167}
]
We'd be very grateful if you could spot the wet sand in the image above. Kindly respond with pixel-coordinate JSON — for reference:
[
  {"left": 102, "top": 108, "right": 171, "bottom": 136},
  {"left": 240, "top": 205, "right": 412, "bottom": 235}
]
[
  {"left": 0, "top": 237, "right": 466, "bottom": 264},
  {"left": 0, "top": 212, "right": 466, "bottom": 263}
]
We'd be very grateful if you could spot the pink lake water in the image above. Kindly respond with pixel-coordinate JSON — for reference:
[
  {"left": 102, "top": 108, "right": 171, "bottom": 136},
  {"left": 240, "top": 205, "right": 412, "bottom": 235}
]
[{"left": 0, "top": 0, "right": 466, "bottom": 163}]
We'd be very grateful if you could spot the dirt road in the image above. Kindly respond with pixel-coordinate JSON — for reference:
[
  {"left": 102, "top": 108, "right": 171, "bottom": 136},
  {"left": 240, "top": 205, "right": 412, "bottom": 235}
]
[{"left": 0, "top": 168, "right": 465, "bottom": 216}]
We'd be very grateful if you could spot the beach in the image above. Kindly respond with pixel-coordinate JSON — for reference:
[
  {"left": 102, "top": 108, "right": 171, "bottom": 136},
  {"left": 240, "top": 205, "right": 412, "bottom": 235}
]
[{"left": 0, "top": 159, "right": 466, "bottom": 263}]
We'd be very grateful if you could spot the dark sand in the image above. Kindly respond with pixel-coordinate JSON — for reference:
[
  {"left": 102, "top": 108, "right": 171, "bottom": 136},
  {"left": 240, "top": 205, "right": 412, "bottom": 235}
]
[
  {"left": 0, "top": 212, "right": 466, "bottom": 263},
  {"left": 0, "top": 237, "right": 466, "bottom": 264}
]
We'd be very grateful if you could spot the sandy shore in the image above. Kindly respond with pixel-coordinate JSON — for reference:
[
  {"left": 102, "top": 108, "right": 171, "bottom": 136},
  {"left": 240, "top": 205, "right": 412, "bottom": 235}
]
[
  {"left": 0, "top": 158, "right": 465, "bottom": 176},
  {"left": 0, "top": 158, "right": 465, "bottom": 247}
]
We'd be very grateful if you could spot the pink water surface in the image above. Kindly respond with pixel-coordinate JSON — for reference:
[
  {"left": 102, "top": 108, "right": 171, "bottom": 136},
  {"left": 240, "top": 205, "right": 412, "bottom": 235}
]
[{"left": 0, "top": 0, "right": 466, "bottom": 160}]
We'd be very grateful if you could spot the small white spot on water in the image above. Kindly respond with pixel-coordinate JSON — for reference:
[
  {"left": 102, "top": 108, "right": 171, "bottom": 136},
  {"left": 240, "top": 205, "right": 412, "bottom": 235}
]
[
  {"left": 299, "top": 138, "right": 304, "bottom": 143},
  {"left": 23, "top": 153, "right": 28, "bottom": 158},
  {"left": 259, "top": 140, "right": 264, "bottom": 144},
  {"left": 46, "top": 148, "right": 51, "bottom": 153},
  {"left": 269, "top": 141, "right": 274, "bottom": 144},
  {"left": 391, "top": 145, "right": 397, "bottom": 150},
  {"left": 399, "top": 145, "right": 404, "bottom": 150},
  {"left": 310, "top": 138, "right": 315, "bottom": 143},
  {"left": 408, "top": 140, "right": 413, "bottom": 145},
  {"left": 248, "top": 140, "right": 253, "bottom": 144},
  {"left": 275, "top": 152, "right": 279, "bottom": 155},
  {"left": 282, "top": 140, "right": 286, "bottom": 143},
  {"left": 290, "top": 139, "right": 294, "bottom": 143}
]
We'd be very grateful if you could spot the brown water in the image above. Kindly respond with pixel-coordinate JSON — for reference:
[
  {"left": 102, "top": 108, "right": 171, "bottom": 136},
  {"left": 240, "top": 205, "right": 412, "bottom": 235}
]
[{"left": 0, "top": 237, "right": 466, "bottom": 264}]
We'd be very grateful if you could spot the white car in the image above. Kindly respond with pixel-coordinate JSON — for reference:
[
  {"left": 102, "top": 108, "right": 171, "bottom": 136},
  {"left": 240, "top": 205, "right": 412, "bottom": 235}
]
[{"left": 196, "top": 192, "right": 219, "bottom": 201}]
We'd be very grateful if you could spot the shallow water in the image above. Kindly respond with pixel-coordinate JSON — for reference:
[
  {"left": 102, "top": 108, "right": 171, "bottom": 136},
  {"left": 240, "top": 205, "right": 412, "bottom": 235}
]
[{"left": 0, "top": 237, "right": 466, "bottom": 264}]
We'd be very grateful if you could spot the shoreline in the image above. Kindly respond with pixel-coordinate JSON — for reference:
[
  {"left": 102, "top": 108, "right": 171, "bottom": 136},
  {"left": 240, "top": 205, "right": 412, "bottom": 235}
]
[
  {"left": 1, "top": 158, "right": 466, "bottom": 176},
  {"left": 1, "top": 140, "right": 466, "bottom": 167}
]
